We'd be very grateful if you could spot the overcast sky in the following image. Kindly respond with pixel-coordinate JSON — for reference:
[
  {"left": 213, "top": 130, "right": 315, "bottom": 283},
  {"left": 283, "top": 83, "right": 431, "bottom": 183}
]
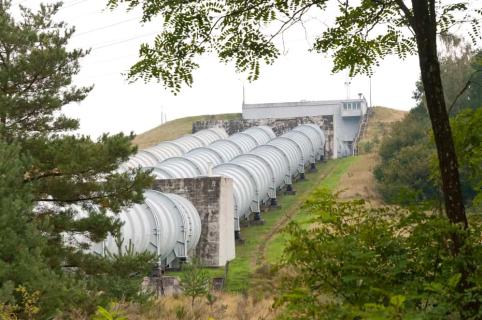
[{"left": 15, "top": 0, "right": 422, "bottom": 138}]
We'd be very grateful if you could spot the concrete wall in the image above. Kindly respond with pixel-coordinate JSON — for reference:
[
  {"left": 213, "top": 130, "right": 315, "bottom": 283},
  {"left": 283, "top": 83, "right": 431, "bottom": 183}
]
[
  {"left": 192, "top": 115, "right": 335, "bottom": 159},
  {"left": 153, "top": 176, "right": 235, "bottom": 267},
  {"left": 338, "top": 116, "right": 360, "bottom": 142}
]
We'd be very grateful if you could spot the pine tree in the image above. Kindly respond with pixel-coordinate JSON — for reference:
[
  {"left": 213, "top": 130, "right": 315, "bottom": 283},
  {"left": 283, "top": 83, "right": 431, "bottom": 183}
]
[
  {"left": 0, "top": 142, "right": 69, "bottom": 318},
  {"left": 0, "top": 1, "right": 155, "bottom": 316}
]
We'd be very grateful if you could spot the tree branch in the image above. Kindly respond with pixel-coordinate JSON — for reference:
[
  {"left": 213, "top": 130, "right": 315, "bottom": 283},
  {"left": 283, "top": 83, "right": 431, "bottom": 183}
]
[
  {"left": 268, "top": 3, "right": 315, "bottom": 43},
  {"left": 34, "top": 188, "right": 131, "bottom": 204},
  {"left": 33, "top": 177, "right": 140, "bottom": 204},
  {"left": 23, "top": 168, "right": 63, "bottom": 182},
  {"left": 448, "top": 69, "right": 482, "bottom": 114},
  {"left": 364, "top": 2, "right": 387, "bottom": 38},
  {"left": 394, "top": 0, "right": 415, "bottom": 28}
]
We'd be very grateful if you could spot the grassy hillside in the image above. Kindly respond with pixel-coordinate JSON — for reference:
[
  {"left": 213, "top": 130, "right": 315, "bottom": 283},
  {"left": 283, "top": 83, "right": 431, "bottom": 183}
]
[
  {"left": 358, "top": 106, "right": 406, "bottom": 154},
  {"left": 132, "top": 113, "right": 241, "bottom": 149},
  {"left": 335, "top": 106, "right": 407, "bottom": 203}
]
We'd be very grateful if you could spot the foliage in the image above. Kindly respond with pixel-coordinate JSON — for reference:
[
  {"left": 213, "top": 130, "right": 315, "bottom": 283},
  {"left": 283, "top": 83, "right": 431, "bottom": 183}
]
[
  {"left": 359, "top": 141, "right": 373, "bottom": 154},
  {"left": 412, "top": 38, "right": 482, "bottom": 115},
  {"left": 92, "top": 304, "right": 128, "bottom": 320},
  {"left": 0, "top": 142, "right": 73, "bottom": 319},
  {"left": 180, "top": 259, "right": 210, "bottom": 308},
  {"left": 375, "top": 48, "right": 482, "bottom": 207},
  {"left": 451, "top": 108, "right": 482, "bottom": 206},
  {"left": 276, "top": 189, "right": 482, "bottom": 319},
  {"left": 107, "top": 0, "right": 481, "bottom": 92},
  {"left": 0, "top": 286, "right": 41, "bottom": 320},
  {"left": 439, "top": 38, "right": 482, "bottom": 113},
  {"left": 0, "top": 2, "right": 155, "bottom": 317},
  {"left": 374, "top": 105, "right": 438, "bottom": 206},
  {"left": 80, "top": 240, "right": 156, "bottom": 309}
]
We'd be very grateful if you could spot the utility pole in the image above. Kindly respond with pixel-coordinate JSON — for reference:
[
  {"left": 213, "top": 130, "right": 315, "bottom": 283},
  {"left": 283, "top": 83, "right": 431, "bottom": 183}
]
[
  {"left": 242, "top": 82, "right": 246, "bottom": 107},
  {"left": 344, "top": 80, "right": 351, "bottom": 99},
  {"left": 160, "top": 105, "right": 167, "bottom": 124}
]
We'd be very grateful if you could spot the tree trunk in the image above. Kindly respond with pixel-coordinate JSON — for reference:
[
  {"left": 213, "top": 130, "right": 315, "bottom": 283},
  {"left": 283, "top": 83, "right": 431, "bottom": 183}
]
[{"left": 411, "top": 0, "right": 468, "bottom": 230}]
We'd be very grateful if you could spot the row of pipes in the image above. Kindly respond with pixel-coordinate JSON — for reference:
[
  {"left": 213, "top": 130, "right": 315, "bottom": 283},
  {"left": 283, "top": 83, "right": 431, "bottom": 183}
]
[
  {"left": 93, "top": 124, "right": 326, "bottom": 267},
  {"left": 120, "top": 127, "right": 229, "bottom": 170}
]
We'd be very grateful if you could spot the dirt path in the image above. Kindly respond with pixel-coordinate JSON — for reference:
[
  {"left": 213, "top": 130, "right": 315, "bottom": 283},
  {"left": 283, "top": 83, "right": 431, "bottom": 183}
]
[{"left": 252, "top": 162, "right": 337, "bottom": 267}]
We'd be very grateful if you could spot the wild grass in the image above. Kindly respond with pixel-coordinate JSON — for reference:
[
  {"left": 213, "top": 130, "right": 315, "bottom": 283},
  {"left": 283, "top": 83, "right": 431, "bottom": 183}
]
[{"left": 132, "top": 113, "right": 241, "bottom": 149}]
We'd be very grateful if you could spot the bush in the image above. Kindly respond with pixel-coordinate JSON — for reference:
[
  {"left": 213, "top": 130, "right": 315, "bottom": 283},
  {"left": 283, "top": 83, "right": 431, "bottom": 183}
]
[{"left": 276, "top": 189, "right": 482, "bottom": 319}]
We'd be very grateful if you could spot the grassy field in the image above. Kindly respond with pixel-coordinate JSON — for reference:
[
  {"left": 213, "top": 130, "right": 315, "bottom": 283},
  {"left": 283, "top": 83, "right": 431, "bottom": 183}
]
[
  {"left": 224, "top": 157, "right": 358, "bottom": 291},
  {"left": 133, "top": 113, "right": 241, "bottom": 149},
  {"left": 262, "top": 157, "right": 358, "bottom": 265}
]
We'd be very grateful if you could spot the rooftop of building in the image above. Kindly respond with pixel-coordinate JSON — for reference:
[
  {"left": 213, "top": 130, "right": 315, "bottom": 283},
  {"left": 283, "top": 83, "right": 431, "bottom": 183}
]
[{"left": 242, "top": 97, "right": 368, "bottom": 109}]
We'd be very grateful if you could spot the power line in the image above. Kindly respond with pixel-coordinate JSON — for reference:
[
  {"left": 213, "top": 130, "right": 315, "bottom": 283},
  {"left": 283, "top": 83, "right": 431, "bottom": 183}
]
[
  {"left": 76, "top": 70, "right": 128, "bottom": 80},
  {"left": 91, "top": 31, "right": 158, "bottom": 51},
  {"left": 73, "top": 16, "right": 141, "bottom": 37},
  {"left": 61, "top": 0, "right": 89, "bottom": 10},
  {"left": 81, "top": 54, "right": 138, "bottom": 66}
]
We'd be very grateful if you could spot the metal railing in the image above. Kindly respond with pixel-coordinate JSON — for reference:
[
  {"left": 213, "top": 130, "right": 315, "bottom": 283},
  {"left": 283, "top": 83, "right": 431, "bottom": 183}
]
[{"left": 352, "top": 108, "right": 372, "bottom": 156}]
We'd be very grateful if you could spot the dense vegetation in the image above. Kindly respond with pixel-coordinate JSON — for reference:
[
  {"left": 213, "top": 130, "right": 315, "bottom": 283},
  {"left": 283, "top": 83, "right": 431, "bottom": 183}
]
[
  {"left": 0, "top": 2, "right": 155, "bottom": 318},
  {"left": 278, "top": 190, "right": 482, "bottom": 319},
  {"left": 374, "top": 47, "right": 482, "bottom": 208}
]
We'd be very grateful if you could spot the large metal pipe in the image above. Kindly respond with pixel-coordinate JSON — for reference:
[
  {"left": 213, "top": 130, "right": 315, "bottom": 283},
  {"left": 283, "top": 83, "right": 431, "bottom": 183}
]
[{"left": 90, "top": 190, "right": 201, "bottom": 268}]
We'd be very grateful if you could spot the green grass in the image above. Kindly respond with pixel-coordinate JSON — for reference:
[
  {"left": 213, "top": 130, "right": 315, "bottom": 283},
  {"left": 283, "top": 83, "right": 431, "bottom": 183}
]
[
  {"left": 264, "top": 157, "right": 358, "bottom": 264},
  {"left": 225, "top": 157, "right": 359, "bottom": 291}
]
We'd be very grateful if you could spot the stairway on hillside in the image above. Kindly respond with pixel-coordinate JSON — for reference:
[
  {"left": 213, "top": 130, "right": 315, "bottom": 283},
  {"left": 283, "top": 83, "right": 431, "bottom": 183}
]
[{"left": 353, "top": 108, "right": 372, "bottom": 155}]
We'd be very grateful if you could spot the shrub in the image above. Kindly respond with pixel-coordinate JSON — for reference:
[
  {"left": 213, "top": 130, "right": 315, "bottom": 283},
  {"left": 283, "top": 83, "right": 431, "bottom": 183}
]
[{"left": 276, "top": 189, "right": 482, "bottom": 319}]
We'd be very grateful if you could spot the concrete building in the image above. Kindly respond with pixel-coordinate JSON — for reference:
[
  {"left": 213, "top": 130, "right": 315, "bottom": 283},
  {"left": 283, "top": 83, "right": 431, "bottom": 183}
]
[{"left": 242, "top": 97, "right": 368, "bottom": 158}]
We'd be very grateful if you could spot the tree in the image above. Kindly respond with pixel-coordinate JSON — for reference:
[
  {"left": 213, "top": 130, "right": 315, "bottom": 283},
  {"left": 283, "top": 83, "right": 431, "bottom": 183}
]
[
  {"left": 451, "top": 108, "right": 482, "bottom": 207},
  {"left": 438, "top": 37, "right": 482, "bottom": 114},
  {"left": 0, "top": 142, "right": 70, "bottom": 319},
  {"left": 374, "top": 47, "right": 482, "bottom": 207},
  {"left": 107, "top": 0, "right": 481, "bottom": 230},
  {"left": 0, "top": 1, "right": 155, "bottom": 316},
  {"left": 180, "top": 259, "right": 210, "bottom": 308}
]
